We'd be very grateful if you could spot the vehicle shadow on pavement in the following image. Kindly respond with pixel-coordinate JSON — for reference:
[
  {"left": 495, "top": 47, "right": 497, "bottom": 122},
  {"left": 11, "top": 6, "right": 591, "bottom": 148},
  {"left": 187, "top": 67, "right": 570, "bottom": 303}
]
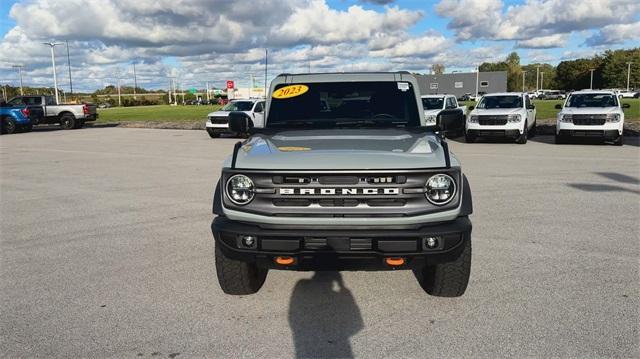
[
  {"left": 288, "top": 272, "right": 363, "bottom": 359},
  {"left": 568, "top": 172, "right": 640, "bottom": 195}
]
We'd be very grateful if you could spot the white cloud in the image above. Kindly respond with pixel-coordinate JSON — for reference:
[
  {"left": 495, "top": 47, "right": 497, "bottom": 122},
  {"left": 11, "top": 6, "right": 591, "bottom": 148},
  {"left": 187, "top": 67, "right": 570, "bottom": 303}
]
[
  {"left": 516, "top": 34, "right": 568, "bottom": 49},
  {"left": 586, "top": 21, "right": 640, "bottom": 45},
  {"left": 437, "top": 0, "right": 640, "bottom": 41}
]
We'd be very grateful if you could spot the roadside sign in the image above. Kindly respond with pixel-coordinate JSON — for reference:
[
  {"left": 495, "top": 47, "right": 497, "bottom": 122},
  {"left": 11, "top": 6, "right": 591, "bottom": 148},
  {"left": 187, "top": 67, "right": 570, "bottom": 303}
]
[{"left": 226, "top": 80, "right": 234, "bottom": 89}]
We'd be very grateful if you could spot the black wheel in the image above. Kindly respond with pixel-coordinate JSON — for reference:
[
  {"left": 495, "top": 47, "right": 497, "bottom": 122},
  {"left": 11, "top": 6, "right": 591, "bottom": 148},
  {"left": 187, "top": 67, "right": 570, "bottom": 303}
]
[
  {"left": 529, "top": 119, "right": 537, "bottom": 138},
  {"left": 464, "top": 130, "right": 476, "bottom": 143},
  {"left": 515, "top": 122, "right": 528, "bottom": 144},
  {"left": 59, "top": 114, "right": 77, "bottom": 130},
  {"left": 413, "top": 237, "right": 471, "bottom": 297},
  {"left": 1, "top": 117, "right": 17, "bottom": 134},
  {"left": 215, "top": 244, "right": 267, "bottom": 295},
  {"left": 207, "top": 128, "right": 220, "bottom": 138},
  {"left": 613, "top": 133, "right": 623, "bottom": 146}
]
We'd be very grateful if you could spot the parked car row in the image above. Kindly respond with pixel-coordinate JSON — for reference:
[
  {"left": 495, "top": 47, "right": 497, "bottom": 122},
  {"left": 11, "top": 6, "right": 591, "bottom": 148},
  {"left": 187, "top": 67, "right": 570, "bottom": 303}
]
[
  {"left": 0, "top": 95, "right": 98, "bottom": 134},
  {"left": 464, "top": 90, "right": 628, "bottom": 146}
]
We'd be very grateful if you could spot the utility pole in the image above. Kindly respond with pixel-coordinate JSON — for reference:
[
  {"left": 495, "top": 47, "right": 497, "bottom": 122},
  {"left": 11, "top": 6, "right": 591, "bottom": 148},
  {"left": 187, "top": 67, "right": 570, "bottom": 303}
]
[
  {"left": 65, "top": 40, "right": 73, "bottom": 96},
  {"left": 42, "top": 42, "right": 63, "bottom": 104},
  {"left": 206, "top": 81, "right": 210, "bottom": 103},
  {"left": 12, "top": 65, "right": 24, "bottom": 95},
  {"left": 475, "top": 66, "right": 479, "bottom": 99},
  {"left": 626, "top": 62, "right": 632, "bottom": 91},
  {"left": 133, "top": 62, "right": 138, "bottom": 100},
  {"left": 115, "top": 70, "right": 121, "bottom": 107},
  {"left": 536, "top": 66, "right": 540, "bottom": 92},
  {"left": 264, "top": 49, "right": 268, "bottom": 98},
  {"left": 168, "top": 78, "right": 174, "bottom": 104},
  {"left": 180, "top": 81, "right": 185, "bottom": 104},
  {"left": 589, "top": 69, "right": 595, "bottom": 89},
  {"left": 522, "top": 71, "right": 526, "bottom": 93}
]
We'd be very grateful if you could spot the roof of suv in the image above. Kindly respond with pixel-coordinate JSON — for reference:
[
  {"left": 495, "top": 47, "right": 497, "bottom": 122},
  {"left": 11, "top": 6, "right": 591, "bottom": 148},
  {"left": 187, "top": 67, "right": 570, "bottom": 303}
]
[
  {"left": 570, "top": 90, "right": 616, "bottom": 95},
  {"left": 483, "top": 92, "right": 526, "bottom": 97}
]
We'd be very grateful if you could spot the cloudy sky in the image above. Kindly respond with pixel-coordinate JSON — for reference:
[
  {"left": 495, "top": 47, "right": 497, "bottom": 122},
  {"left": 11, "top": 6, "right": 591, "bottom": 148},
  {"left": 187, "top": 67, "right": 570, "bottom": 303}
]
[{"left": 0, "top": 0, "right": 638, "bottom": 92}]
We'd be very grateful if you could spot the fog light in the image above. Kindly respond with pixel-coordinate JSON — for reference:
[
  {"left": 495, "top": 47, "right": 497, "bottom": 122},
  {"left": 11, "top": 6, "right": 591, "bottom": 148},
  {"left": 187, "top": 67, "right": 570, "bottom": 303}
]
[
  {"left": 425, "top": 237, "right": 439, "bottom": 249},
  {"left": 275, "top": 256, "right": 295, "bottom": 265},
  {"left": 237, "top": 235, "right": 257, "bottom": 249}
]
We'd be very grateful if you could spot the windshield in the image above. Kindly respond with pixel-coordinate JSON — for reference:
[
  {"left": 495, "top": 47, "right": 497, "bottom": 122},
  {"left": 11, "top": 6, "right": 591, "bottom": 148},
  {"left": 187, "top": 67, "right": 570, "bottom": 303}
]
[
  {"left": 422, "top": 97, "right": 444, "bottom": 110},
  {"left": 566, "top": 93, "right": 618, "bottom": 108},
  {"left": 267, "top": 81, "right": 420, "bottom": 128},
  {"left": 477, "top": 95, "right": 523, "bottom": 109},
  {"left": 222, "top": 101, "right": 253, "bottom": 111}
]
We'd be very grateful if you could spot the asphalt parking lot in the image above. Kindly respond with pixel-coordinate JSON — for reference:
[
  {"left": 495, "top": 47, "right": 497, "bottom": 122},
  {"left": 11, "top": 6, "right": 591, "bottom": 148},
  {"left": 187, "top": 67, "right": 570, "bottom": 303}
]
[{"left": 1, "top": 128, "right": 639, "bottom": 358}]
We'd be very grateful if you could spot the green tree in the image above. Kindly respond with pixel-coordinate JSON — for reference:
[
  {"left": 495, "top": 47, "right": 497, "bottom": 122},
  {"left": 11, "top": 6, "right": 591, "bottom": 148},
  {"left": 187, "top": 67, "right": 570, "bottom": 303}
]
[{"left": 600, "top": 48, "right": 640, "bottom": 90}]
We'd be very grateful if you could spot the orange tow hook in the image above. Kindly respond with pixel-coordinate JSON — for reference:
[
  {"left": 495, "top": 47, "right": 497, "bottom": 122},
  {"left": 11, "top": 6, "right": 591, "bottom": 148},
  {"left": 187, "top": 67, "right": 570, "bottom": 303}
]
[
  {"left": 275, "top": 256, "right": 295, "bottom": 265},
  {"left": 385, "top": 257, "right": 405, "bottom": 266}
]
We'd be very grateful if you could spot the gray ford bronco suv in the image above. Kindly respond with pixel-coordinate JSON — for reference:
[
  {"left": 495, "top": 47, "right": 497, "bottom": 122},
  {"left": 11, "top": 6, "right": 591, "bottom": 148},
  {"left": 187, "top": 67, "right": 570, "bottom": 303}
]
[{"left": 212, "top": 72, "right": 473, "bottom": 297}]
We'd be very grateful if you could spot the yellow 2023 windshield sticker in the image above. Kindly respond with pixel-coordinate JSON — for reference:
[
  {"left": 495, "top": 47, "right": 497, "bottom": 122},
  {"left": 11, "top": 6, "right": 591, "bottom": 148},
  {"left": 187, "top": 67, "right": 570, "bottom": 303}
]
[{"left": 272, "top": 84, "right": 309, "bottom": 99}]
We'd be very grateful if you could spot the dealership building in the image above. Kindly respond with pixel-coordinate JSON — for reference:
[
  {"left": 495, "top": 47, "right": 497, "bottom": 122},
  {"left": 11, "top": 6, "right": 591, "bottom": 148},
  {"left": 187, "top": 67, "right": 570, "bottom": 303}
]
[{"left": 415, "top": 71, "right": 507, "bottom": 98}]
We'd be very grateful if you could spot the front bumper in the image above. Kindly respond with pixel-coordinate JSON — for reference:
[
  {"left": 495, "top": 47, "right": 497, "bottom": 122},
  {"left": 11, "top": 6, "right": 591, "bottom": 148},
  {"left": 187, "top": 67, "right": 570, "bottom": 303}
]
[
  {"left": 466, "top": 121, "right": 523, "bottom": 138},
  {"left": 556, "top": 121, "right": 622, "bottom": 137},
  {"left": 206, "top": 121, "right": 229, "bottom": 130},
  {"left": 212, "top": 215, "right": 471, "bottom": 271}
]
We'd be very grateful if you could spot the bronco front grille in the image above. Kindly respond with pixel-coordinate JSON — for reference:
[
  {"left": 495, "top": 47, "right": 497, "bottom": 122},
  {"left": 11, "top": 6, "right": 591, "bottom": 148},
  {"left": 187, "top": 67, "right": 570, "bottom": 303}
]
[{"left": 222, "top": 170, "right": 461, "bottom": 217}]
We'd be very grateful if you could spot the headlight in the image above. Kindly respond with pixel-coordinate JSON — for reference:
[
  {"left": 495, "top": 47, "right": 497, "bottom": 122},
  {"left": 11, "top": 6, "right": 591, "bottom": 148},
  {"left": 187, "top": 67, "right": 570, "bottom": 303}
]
[
  {"left": 607, "top": 114, "right": 621, "bottom": 123},
  {"left": 225, "top": 174, "right": 255, "bottom": 205},
  {"left": 426, "top": 115, "right": 437, "bottom": 124},
  {"left": 561, "top": 114, "right": 572, "bottom": 122},
  {"left": 425, "top": 174, "right": 456, "bottom": 205},
  {"left": 468, "top": 115, "right": 478, "bottom": 123},
  {"left": 507, "top": 114, "right": 521, "bottom": 122}
]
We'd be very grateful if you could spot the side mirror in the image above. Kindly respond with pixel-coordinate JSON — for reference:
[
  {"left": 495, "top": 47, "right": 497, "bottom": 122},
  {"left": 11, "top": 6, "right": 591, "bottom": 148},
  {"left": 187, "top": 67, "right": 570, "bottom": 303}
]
[
  {"left": 527, "top": 104, "right": 536, "bottom": 110},
  {"left": 622, "top": 103, "right": 630, "bottom": 109},
  {"left": 555, "top": 104, "right": 562, "bottom": 109},
  {"left": 435, "top": 112, "right": 458, "bottom": 133},
  {"left": 228, "top": 112, "right": 250, "bottom": 133},
  {"left": 468, "top": 105, "right": 474, "bottom": 111}
]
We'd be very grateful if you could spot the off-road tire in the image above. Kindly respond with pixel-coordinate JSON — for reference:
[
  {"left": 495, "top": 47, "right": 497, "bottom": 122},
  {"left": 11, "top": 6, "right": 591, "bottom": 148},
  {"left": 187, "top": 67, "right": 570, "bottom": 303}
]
[
  {"left": 59, "top": 114, "right": 77, "bottom": 130},
  {"left": 613, "top": 133, "right": 623, "bottom": 146},
  {"left": 413, "top": 238, "right": 471, "bottom": 297},
  {"left": 215, "top": 244, "right": 267, "bottom": 295},
  {"left": 1, "top": 117, "right": 17, "bottom": 134},
  {"left": 515, "top": 122, "right": 528, "bottom": 144},
  {"left": 529, "top": 119, "right": 537, "bottom": 138},
  {"left": 464, "top": 130, "right": 476, "bottom": 143},
  {"left": 207, "top": 129, "right": 220, "bottom": 138}
]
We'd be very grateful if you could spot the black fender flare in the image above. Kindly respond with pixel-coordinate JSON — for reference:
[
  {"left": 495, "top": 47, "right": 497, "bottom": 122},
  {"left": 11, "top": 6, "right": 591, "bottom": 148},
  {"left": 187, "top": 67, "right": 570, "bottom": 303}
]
[
  {"left": 213, "top": 180, "right": 224, "bottom": 215},
  {"left": 460, "top": 174, "right": 473, "bottom": 216}
]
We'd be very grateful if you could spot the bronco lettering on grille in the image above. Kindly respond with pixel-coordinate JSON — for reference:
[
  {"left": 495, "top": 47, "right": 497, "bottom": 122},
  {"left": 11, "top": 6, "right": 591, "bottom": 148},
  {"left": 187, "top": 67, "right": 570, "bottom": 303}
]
[{"left": 279, "top": 188, "right": 400, "bottom": 195}]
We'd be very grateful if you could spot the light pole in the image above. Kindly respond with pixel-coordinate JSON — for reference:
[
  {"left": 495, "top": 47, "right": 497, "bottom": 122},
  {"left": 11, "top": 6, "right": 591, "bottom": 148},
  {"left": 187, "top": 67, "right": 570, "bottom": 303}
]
[
  {"left": 65, "top": 40, "right": 73, "bottom": 96},
  {"left": 589, "top": 69, "right": 595, "bottom": 89},
  {"left": 475, "top": 66, "right": 479, "bottom": 99},
  {"left": 132, "top": 62, "right": 138, "bottom": 100},
  {"left": 626, "top": 62, "right": 632, "bottom": 91},
  {"left": 42, "top": 42, "right": 63, "bottom": 104},
  {"left": 536, "top": 66, "right": 540, "bottom": 92},
  {"left": 12, "top": 65, "right": 24, "bottom": 95},
  {"left": 522, "top": 71, "right": 526, "bottom": 93}
]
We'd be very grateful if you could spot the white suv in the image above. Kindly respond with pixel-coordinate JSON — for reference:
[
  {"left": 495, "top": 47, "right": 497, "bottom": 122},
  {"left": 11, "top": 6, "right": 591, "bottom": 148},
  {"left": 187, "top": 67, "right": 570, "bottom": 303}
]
[
  {"left": 465, "top": 92, "right": 536, "bottom": 144},
  {"left": 206, "top": 99, "right": 266, "bottom": 138},
  {"left": 555, "top": 90, "right": 628, "bottom": 146}
]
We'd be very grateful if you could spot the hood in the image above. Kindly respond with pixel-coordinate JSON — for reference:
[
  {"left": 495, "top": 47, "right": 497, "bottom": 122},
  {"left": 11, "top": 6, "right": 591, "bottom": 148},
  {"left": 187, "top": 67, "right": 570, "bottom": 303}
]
[
  {"left": 226, "top": 128, "right": 455, "bottom": 170},
  {"left": 471, "top": 108, "right": 522, "bottom": 116},
  {"left": 559, "top": 107, "right": 620, "bottom": 115},
  {"left": 207, "top": 110, "right": 230, "bottom": 117},
  {"left": 423, "top": 109, "right": 442, "bottom": 116}
]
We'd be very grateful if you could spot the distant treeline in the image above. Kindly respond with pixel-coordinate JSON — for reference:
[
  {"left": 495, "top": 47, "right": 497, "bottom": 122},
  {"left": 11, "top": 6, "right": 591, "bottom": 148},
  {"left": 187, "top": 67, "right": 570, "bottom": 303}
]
[{"left": 479, "top": 48, "right": 639, "bottom": 92}]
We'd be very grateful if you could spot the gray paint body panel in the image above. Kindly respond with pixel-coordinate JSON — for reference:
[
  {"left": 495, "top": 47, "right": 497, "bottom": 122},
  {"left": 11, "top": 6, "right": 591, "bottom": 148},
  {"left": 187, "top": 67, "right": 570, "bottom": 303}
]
[{"left": 224, "top": 128, "right": 460, "bottom": 170}]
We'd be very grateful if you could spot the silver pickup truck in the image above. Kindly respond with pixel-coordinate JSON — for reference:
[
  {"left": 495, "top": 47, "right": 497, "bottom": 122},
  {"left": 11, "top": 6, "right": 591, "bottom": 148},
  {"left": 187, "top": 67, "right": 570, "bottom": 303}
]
[
  {"left": 211, "top": 72, "right": 473, "bottom": 297},
  {"left": 6, "top": 95, "right": 98, "bottom": 129}
]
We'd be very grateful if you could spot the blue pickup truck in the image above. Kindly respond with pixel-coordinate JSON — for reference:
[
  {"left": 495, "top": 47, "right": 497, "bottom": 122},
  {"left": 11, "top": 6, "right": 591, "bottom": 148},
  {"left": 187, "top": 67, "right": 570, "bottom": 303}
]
[{"left": 0, "top": 100, "right": 44, "bottom": 134}]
